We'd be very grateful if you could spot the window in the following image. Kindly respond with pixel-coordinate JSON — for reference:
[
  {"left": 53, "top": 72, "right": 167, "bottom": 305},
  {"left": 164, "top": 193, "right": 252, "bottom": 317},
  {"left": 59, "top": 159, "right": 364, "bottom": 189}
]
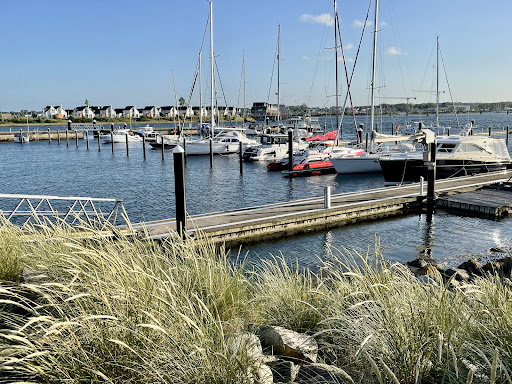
[
  {"left": 456, "top": 144, "right": 485, "bottom": 153},
  {"left": 437, "top": 143, "right": 456, "bottom": 153}
]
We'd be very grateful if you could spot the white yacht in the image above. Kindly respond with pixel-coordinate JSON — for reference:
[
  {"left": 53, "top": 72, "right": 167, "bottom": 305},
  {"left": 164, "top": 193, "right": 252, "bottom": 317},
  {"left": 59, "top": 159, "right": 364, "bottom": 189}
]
[
  {"left": 101, "top": 129, "right": 142, "bottom": 144},
  {"left": 379, "top": 135, "right": 512, "bottom": 183}
]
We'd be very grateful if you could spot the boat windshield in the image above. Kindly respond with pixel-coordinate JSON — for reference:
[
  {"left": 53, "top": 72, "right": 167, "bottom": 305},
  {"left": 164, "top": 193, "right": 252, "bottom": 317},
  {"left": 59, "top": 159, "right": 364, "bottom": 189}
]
[
  {"left": 455, "top": 144, "right": 486, "bottom": 153},
  {"left": 437, "top": 143, "right": 456, "bottom": 153}
]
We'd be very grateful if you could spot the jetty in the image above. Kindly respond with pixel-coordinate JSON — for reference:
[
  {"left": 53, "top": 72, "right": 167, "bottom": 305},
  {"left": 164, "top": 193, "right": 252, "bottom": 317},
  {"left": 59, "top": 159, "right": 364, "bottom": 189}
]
[{"left": 134, "top": 170, "right": 512, "bottom": 247}]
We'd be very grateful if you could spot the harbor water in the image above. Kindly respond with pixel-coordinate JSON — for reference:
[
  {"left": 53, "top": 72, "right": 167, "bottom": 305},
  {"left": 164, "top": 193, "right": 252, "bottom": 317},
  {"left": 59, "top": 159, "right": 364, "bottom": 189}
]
[{"left": 2, "top": 113, "right": 512, "bottom": 270}]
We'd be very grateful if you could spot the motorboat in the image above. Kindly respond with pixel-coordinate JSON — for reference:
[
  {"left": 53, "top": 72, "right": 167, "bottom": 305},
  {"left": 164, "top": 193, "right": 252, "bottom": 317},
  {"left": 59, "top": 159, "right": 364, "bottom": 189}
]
[
  {"left": 378, "top": 135, "right": 512, "bottom": 183},
  {"left": 132, "top": 124, "right": 158, "bottom": 142},
  {"left": 149, "top": 134, "right": 182, "bottom": 150},
  {"left": 102, "top": 129, "right": 142, "bottom": 144},
  {"left": 281, "top": 150, "right": 336, "bottom": 177},
  {"left": 14, "top": 132, "right": 29, "bottom": 143},
  {"left": 184, "top": 131, "right": 258, "bottom": 155},
  {"left": 286, "top": 116, "right": 323, "bottom": 134},
  {"left": 243, "top": 133, "right": 309, "bottom": 162}
]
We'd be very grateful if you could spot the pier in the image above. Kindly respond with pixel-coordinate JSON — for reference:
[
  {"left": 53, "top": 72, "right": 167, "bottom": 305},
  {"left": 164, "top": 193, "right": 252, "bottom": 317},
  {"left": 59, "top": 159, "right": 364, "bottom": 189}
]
[{"left": 133, "top": 170, "right": 512, "bottom": 247}]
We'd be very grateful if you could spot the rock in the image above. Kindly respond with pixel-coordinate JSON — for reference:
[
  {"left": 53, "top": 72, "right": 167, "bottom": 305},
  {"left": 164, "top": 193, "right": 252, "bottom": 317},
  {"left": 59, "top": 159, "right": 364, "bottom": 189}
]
[
  {"left": 416, "top": 265, "right": 439, "bottom": 277},
  {"left": 295, "top": 363, "right": 354, "bottom": 384},
  {"left": 251, "top": 363, "right": 273, "bottom": 384},
  {"left": 503, "top": 257, "right": 512, "bottom": 276},
  {"left": 407, "top": 259, "right": 433, "bottom": 269},
  {"left": 483, "top": 261, "right": 504, "bottom": 274},
  {"left": 227, "top": 332, "right": 263, "bottom": 360},
  {"left": 457, "top": 259, "right": 483, "bottom": 276},
  {"left": 267, "top": 359, "right": 299, "bottom": 383},
  {"left": 416, "top": 274, "right": 439, "bottom": 286},
  {"left": 444, "top": 268, "right": 470, "bottom": 282},
  {"left": 490, "top": 247, "right": 508, "bottom": 253},
  {"left": 259, "top": 326, "right": 318, "bottom": 363}
]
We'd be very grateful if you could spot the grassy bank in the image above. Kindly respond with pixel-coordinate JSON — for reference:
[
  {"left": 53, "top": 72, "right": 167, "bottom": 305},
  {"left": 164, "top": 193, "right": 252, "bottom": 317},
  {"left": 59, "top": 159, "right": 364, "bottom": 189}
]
[{"left": 1, "top": 223, "right": 512, "bottom": 383}]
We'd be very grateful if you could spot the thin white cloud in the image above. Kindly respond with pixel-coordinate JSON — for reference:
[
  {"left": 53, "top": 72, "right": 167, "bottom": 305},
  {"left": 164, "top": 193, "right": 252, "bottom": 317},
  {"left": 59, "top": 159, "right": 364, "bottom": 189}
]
[
  {"left": 299, "top": 13, "right": 334, "bottom": 27},
  {"left": 385, "top": 47, "right": 401, "bottom": 55},
  {"left": 302, "top": 56, "right": 311, "bottom": 61},
  {"left": 345, "top": 43, "right": 354, "bottom": 50},
  {"left": 353, "top": 19, "right": 373, "bottom": 28}
]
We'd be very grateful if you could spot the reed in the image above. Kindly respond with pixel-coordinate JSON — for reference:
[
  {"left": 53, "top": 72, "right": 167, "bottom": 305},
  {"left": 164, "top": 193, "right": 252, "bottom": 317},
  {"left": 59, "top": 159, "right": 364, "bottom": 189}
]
[{"left": 1, "top": 224, "right": 512, "bottom": 383}]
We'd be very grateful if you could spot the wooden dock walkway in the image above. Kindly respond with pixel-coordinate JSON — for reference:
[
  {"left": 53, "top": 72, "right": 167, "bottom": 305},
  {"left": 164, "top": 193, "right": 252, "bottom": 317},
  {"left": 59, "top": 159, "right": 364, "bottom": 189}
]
[{"left": 133, "top": 170, "right": 512, "bottom": 246}]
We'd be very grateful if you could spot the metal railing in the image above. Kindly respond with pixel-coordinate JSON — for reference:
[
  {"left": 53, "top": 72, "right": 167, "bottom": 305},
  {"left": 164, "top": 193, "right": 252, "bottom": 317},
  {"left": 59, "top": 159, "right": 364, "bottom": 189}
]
[{"left": 0, "top": 193, "right": 131, "bottom": 230}]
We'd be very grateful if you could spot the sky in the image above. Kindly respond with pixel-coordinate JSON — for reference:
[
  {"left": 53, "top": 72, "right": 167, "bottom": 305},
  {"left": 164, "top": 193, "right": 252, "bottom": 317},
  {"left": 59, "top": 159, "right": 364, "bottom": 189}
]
[{"left": 1, "top": 0, "right": 511, "bottom": 112}]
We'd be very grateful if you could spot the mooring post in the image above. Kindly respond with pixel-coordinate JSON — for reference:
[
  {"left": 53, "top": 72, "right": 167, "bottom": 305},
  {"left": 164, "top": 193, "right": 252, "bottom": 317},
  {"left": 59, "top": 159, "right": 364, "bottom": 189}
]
[
  {"left": 161, "top": 137, "right": 165, "bottom": 161},
  {"left": 125, "top": 133, "right": 129, "bottom": 157},
  {"left": 209, "top": 139, "right": 213, "bottom": 168},
  {"left": 489, "top": 126, "right": 492, "bottom": 137},
  {"left": 86, "top": 130, "right": 89, "bottom": 150},
  {"left": 67, "top": 119, "right": 71, "bottom": 131},
  {"left": 142, "top": 135, "right": 146, "bottom": 160},
  {"left": 323, "top": 123, "right": 326, "bottom": 134},
  {"left": 507, "top": 126, "right": 510, "bottom": 146},
  {"left": 239, "top": 141, "right": 243, "bottom": 174},
  {"left": 324, "top": 186, "right": 331, "bottom": 209},
  {"left": 426, "top": 140, "right": 437, "bottom": 221},
  {"left": 110, "top": 122, "right": 114, "bottom": 132},
  {"left": 173, "top": 145, "right": 186, "bottom": 239},
  {"left": 19, "top": 129, "right": 23, "bottom": 145},
  {"left": 365, "top": 132, "right": 369, "bottom": 152},
  {"left": 391, "top": 122, "right": 395, "bottom": 135},
  {"left": 94, "top": 120, "right": 100, "bottom": 151},
  {"left": 66, "top": 129, "right": 69, "bottom": 147},
  {"left": 111, "top": 132, "right": 114, "bottom": 153},
  {"left": 288, "top": 129, "right": 293, "bottom": 172},
  {"left": 75, "top": 130, "right": 78, "bottom": 148},
  {"left": 47, "top": 128, "right": 51, "bottom": 143}
]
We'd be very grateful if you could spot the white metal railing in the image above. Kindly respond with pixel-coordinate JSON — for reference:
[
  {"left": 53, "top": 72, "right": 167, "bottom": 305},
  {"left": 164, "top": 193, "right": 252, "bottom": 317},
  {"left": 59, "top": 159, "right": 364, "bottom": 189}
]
[{"left": 0, "top": 193, "right": 131, "bottom": 230}]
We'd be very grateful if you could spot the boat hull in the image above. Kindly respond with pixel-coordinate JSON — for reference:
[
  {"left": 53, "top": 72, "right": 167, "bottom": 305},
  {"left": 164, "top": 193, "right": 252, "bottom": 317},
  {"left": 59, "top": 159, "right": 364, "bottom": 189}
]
[
  {"left": 330, "top": 156, "right": 382, "bottom": 174},
  {"left": 379, "top": 158, "right": 511, "bottom": 182}
]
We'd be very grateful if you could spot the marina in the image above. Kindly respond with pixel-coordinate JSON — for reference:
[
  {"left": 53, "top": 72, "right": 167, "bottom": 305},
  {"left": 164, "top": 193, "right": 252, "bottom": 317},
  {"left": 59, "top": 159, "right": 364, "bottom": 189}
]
[{"left": 2, "top": 114, "right": 512, "bottom": 269}]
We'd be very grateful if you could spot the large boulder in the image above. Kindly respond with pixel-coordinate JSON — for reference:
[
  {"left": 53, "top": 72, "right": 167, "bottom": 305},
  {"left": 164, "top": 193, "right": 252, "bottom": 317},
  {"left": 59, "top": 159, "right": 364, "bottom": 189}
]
[
  {"left": 457, "top": 259, "right": 483, "bottom": 277},
  {"left": 258, "top": 326, "right": 318, "bottom": 363},
  {"left": 266, "top": 359, "right": 299, "bottom": 383}
]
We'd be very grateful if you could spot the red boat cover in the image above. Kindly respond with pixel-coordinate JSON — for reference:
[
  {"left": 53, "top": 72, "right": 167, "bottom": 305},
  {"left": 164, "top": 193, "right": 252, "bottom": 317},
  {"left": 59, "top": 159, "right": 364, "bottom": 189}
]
[{"left": 304, "top": 130, "right": 337, "bottom": 142}]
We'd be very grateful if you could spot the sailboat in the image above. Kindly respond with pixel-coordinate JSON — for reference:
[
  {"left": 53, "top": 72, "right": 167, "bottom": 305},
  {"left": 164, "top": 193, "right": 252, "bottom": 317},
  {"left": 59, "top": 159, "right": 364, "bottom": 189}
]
[
  {"left": 174, "top": 1, "right": 257, "bottom": 155},
  {"left": 329, "top": 0, "right": 418, "bottom": 174}
]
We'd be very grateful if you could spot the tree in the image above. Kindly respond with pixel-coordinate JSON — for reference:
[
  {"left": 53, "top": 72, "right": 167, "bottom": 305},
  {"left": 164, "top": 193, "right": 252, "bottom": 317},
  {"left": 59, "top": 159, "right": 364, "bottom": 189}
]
[
  {"left": 85, "top": 99, "right": 89, "bottom": 107},
  {"left": 179, "top": 97, "right": 185, "bottom": 106}
]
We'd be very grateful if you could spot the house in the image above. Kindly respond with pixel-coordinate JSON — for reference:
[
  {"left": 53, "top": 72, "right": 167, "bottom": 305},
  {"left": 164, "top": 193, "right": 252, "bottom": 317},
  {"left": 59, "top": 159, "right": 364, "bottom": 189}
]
[
  {"left": 115, "top": 108, "right": 124, "bottom": 118},
  {"left": 122, "top": 106, "right": 140, "bottom": 118},
  {"left": 140, "top": 106, "right": 160, "bottom": 118},
  {"left": 73, "top": 106, "right": 95, "bottom": 119},
  {"left": 92, "top": 106, "right": 116, "bottom": 119},
  {"left": 178, "top": 106, "right": 194, "bottom": 118},
  {"left": 42, "top": 105, "right": 67, "bottom": 119},
  {"left": 204, "top": 106, "right": 218, "bottom": 118},
  {"left": 192, "top": 106, "right": 207, "bottom": 118},
  {"left": 160, "top": 106, "right": 178, "bottom": 118}
]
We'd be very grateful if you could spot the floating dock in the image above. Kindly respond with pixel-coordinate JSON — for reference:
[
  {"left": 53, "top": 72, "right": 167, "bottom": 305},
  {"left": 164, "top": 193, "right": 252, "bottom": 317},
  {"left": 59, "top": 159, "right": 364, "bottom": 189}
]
[
  {"left": 133, "top": 170, "right": 512, "bottom": 247},
  {"left": 438, "top": 183, "right": 512, "bottom": 220}
]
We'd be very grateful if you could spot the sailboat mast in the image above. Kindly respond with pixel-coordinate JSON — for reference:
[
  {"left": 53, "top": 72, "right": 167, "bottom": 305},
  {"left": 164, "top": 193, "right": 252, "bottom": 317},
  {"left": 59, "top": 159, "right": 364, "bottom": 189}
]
[
  {"left": 334, "top": 0, "right": 339, "bottom": 137},
  {"left": 436, "top": 35, "right": 440, "bottom": 127},
  {"left": 369, "top": 0, "right": 379, "bottom": 147},
  {"left": 199, "top": 51, "right": 203, "bottom": 129},
  {"left": 210, "top": 1, "right": 215, "bottom": 136},
  {"left": 172, "top": 72, "right": 181, "bottom": 134},
  {"left": 243, "top": 50, "right": 246, "bottom": 123},
  {"left": 277, "top": 24, "right": 281, "bottom": 123}
]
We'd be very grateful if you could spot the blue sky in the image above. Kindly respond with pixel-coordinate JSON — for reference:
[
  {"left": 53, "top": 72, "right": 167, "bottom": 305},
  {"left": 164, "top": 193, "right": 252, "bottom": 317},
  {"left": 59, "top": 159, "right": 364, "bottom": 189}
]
[{"left": 1, "top": 0, "right": 511, "bottom": 112}]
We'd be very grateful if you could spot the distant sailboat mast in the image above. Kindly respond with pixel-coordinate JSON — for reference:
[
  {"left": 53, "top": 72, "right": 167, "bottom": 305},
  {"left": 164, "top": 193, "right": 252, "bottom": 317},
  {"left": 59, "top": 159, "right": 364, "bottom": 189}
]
[
  {"left": 209, "top": 1, "right": 215, "bottom": 136},
  {"left": 334, "top": 0, "right": 339, "bottom": 139},
  {"left": 277, "top": 24, "right": 281, "bottom": 124},
  {"left": 436, "top": 35, "right": 440, "bottom": 127},
  {"left": 199, "top": 50, "right": 202, "bottom": 129},
  {"left": 369, "top": 0, "right": 379, "bottom": 150}
]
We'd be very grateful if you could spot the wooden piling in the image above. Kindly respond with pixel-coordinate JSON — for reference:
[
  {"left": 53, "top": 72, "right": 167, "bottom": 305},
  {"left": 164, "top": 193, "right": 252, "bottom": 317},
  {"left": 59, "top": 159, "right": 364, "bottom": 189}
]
[
  {"left": 48, "top": 128, "right": 51, "bottom": 143},
  {"left": 209, "top": 139, "right": 213, "bottom": 168},
  {"left": 19, "top": 129, "right": 23, "bottom": 145},
  {"left": 489, "top": 126, "right": 492, "bottom": 136},
  {"left": 111, "top": 132, "right": 114, "bottom": 153},
  {"left": 288, "top": 129, "right": 293, "bottom": 172},
  {"left": 86, "top": 131, "right": 89, "bottom": 149},
  {"left": 57, "top": 129, "right": 61, "bottom": 145},
  {"left": 75, "top": 130, "right": 78, "bottom": 148},
  {"left": 173, "top": 146, "right": 186, "bottom": 239},
  {"left": 507, "top": 126, "right": 509, "bottom": 146},
  {"left": 142, "top": 135, "right": 146, "bottom": 160},
  {"left": 125, "top": 133, "right": 129, "bottom": 157},
  {"left": 239, "top": 141, "right": 243, "bottom": 174},
  {"left": 66, "top": 130, "right": 69, "bottom": 147},
  {"left": 161, "top": 137, "right": 165, "bottom": 161}
]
